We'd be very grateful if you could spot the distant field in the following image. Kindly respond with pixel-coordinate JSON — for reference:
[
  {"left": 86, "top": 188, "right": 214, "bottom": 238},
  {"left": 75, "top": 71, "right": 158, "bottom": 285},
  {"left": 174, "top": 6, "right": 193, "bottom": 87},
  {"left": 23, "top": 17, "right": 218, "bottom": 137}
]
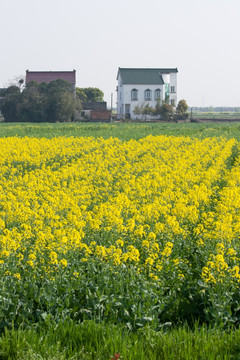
[
  {"left": 191, "top": 111, "right": 240, "bottom": 120},
  {"left": 2, "top": 121, "right": 240, "bottom": 140}
]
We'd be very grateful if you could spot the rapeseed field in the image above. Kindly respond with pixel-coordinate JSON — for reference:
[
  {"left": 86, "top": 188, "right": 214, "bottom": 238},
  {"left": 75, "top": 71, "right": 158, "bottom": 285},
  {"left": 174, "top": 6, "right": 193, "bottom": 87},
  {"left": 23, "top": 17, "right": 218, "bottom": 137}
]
[{"left": 1, "top": 134, "right": 240, "bottom": 332}]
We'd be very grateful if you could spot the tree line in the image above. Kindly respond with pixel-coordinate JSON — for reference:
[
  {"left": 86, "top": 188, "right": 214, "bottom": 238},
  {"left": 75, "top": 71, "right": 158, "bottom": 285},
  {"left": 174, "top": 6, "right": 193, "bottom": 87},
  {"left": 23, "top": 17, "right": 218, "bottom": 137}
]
[{"left": 0, "top": 80, "right": 104, "bottom": 122}]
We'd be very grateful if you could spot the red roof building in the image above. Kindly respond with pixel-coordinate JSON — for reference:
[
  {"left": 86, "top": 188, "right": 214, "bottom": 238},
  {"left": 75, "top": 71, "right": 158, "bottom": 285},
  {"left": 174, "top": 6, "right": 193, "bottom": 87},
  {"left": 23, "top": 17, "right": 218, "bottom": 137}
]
[{"left": 25, "top": 70, "right": 76, "bottom": 89}]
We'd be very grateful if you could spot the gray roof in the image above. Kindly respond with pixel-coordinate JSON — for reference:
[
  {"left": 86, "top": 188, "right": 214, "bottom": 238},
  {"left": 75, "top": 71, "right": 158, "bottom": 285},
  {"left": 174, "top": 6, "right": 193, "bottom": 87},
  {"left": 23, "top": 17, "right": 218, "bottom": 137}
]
[{"left": 117, "top": 68, "right": 178, "bottom": 85}]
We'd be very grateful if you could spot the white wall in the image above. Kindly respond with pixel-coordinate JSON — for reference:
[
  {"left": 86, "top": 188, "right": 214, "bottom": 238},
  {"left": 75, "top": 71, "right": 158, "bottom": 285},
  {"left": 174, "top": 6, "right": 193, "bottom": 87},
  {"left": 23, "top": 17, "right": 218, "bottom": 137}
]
[
  {"left": 169, "top": 72, "right": 177, "bottom": 105},
  {"left": 117, "top": 73, "right": 123, "bottom": 116},
  {"left": 162, "top": 73, "right": 170, "bottom": 84},
  {"left": 121, "top": 84, "right": 164, "bottom": 119}
]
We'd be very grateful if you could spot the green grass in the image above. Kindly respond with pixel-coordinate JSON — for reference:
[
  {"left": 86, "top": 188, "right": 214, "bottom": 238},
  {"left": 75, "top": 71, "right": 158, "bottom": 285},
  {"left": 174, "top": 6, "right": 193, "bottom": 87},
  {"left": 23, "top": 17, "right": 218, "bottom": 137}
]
[
  {"left": 2, "top": 121, "right": 240, "bottom": 141},
  {"left": 1, "top": 320, "right": 240, "bottom": 359}
]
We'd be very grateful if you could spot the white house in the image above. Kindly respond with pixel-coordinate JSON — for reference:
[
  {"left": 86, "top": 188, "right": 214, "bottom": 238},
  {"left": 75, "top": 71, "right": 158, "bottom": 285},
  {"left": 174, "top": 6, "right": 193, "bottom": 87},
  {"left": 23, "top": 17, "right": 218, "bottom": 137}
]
[{"left": 116, "top": 68, "right": 178, "bottom": 119}]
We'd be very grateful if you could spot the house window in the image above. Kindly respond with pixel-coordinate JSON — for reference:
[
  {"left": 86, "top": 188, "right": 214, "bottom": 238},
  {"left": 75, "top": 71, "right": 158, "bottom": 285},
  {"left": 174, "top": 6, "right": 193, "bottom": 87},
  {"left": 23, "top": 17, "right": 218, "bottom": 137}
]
[
  {"left": 170, "top": 86, "right": 175, "bottom": 93},
  {"left": 144, "top": 89, "right": 152, "bottom": 101},
  {"left": 171, "top": 99, "right": 175, "bottom": 106},
  {"left": 154, "top": 89, "right": 161, "bottom": 100},
  {"left": 131, "top": 89, "right": 138, "bottom": 101}
]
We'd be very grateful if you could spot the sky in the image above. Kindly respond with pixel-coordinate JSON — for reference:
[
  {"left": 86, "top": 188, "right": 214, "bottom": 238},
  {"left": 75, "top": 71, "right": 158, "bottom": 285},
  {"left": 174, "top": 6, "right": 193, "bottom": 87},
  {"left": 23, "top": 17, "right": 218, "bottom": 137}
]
[{"left": 1, "top": 0, "right": 240, "bottom": 108}]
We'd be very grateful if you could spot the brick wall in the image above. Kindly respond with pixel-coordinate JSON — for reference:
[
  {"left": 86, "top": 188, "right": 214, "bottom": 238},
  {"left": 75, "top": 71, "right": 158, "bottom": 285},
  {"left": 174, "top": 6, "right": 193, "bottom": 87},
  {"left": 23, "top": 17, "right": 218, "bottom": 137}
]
[{"left": 90, "top": 110, "right": 111, "bottom": 121}]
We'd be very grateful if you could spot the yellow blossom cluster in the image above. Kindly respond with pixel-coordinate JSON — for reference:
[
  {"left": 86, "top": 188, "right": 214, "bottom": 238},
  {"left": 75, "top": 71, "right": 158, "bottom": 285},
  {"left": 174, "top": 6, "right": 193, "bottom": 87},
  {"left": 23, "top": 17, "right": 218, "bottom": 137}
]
[
  {"left": 200, "top": 143, "right": 240, "bottom": 284},
  {"left": 0, "top": 135, "right": 239, "bottom": 284}
]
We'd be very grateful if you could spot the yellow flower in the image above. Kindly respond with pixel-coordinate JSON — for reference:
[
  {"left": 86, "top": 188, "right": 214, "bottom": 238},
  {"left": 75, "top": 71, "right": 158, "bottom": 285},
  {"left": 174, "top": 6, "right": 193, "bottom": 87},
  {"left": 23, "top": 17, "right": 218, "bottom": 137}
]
[
  {"left": 148, "top": 232, "right": 156, "bottom": 241},
  {"left": 178, "top": 273, "right": 185, "bottom": 279},
  {"left": 13, "top": 273, "right": 21, "bottom": 280},
  {"left": 1, "top": 250, "right": 10, "bottom": 257},
  {"left": 49, "top": 251, "right": 58, "bottom": 265},
  {"left": 27, "top": 260, "right": 34, "bottom": 267},
  {"left": 59, "top": 259, "right": 67, "bottom": 267},
  {"left": 28, "top": 253, "right": 36, "bottom": 261},
  {"left": 142, "top": 240, "right": 150, "bottom": 248},
  {"left": 227, "top": 248, "right": 237, "bottom": 257},
  {"left": 162, "top": 242, "right": 173, "bottom": 257},
  {"left": 173, "top": 258, "right": 180, "bottom": 266},
  {"left": 149, "top": 273, "right": 158, "bottom": 281},
  {"left": 116, "top": 239, "right": 124, "bottom": 247},
  {"left": 145, "top": 257, "right": 154, "bottom": 266}
]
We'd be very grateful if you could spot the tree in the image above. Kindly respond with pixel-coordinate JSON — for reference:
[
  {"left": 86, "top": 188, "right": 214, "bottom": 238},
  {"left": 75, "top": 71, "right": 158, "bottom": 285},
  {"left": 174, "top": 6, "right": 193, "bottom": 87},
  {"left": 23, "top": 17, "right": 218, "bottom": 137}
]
[
  {"left": 133, "top": 104, "right": 144, "bottom": 115},
  {"left": 2, "top": 79, "right": 76, "bottom": 122},
  {"left": 76, "top": 88, "right": 88, "bottom": 102},
  {"left": 47, "top": 92, "right": 75, "bottom": 122},
  {"left": 17, "top": 81, "right": 47, "bottom": 122},
  {"left": 76, "top": 87, "right": 104, "bottom": 102},
  {"left": 155, "top": 99, "right": 162, "bottom": 115},
  {"left": 46, "top": 79, "right": 73, "bottom": 95},
  {"left": 1, "top": 86, "right": 20, "bottom": 97},
  {"left": 157, "top": 102, "right": 174, "bottom": 121},
  {"left": 142, "top": 103, "right": 156, "bottom": 116},
  {"left": 1, "top": 86, "right": 21, "bottom": 122},
  {"left": 176, "top": 100, "right": 188, "bottom": 119},
  {"left": 7, "top": 75, "right": 25, "bottom": 90},
  {"left": 45, "top": 79, "right": 76, "bottom": 122}
]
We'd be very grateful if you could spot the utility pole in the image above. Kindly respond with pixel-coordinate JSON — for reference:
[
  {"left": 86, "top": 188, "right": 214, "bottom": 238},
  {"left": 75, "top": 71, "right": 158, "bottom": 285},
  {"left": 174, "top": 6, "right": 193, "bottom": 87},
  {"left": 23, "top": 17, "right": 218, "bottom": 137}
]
[{"left": 110, "top": 93, "right": 113, "bottom": 122}]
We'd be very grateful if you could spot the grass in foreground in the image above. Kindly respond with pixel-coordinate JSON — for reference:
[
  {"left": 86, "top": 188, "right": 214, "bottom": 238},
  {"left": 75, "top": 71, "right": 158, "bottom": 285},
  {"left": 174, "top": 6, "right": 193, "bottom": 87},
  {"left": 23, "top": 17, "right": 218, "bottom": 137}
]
[{"left": 1, "top": 320, "right": 240, "bottom": 360}]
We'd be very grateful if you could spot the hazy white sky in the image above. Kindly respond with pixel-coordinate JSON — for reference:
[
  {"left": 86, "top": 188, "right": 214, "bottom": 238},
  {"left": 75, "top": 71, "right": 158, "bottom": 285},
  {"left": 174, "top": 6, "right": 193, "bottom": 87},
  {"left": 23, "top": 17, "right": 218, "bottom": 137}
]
[{"left": 1, "top": 0, "right": 240, "bottom": 107}]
